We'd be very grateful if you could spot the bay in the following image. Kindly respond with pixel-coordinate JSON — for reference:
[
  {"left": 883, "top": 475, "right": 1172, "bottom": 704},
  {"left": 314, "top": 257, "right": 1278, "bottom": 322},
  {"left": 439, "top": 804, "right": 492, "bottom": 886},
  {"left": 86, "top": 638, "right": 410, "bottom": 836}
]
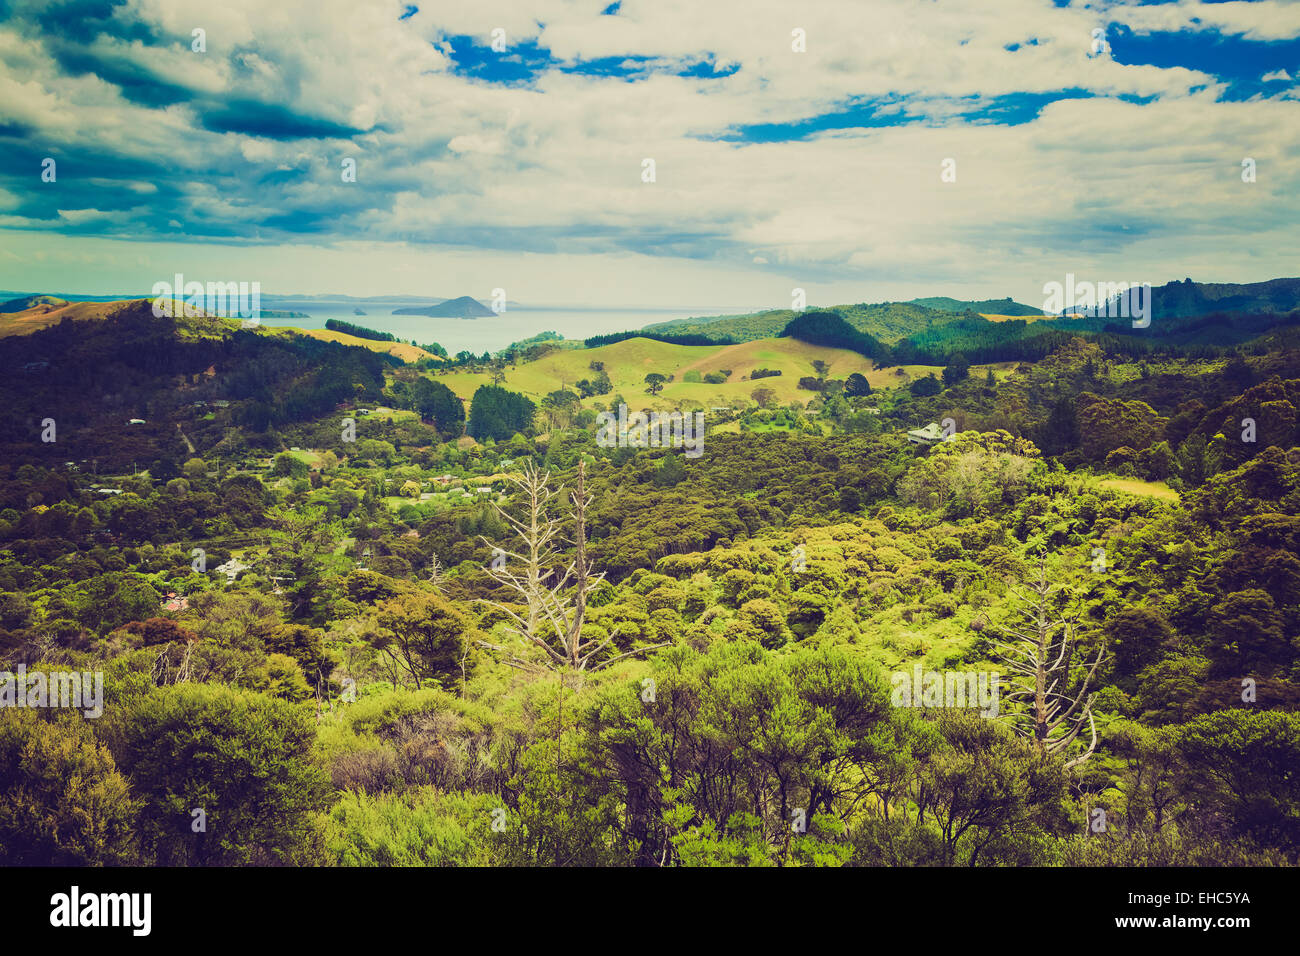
[{"left": 253, "top": 300, "right": 737, "bottom": 354}]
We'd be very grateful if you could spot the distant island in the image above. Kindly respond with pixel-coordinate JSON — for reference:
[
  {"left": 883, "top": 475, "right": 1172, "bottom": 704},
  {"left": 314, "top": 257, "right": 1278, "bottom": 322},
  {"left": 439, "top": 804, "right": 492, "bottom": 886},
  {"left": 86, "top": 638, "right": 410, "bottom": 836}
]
[
  {"left": 393, "top": 295, "right": 495, "bottom": 318},
  {"left": 257, "top": 309, "right": 311, "bottom": 319},
  {"left": 353, "top": 308, "right": 366, "bottom": 315}
]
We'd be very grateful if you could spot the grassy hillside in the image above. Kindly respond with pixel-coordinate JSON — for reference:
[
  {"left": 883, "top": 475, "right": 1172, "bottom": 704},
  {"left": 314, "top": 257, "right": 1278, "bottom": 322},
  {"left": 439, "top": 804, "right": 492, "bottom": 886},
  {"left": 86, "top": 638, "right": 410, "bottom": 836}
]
[
  {"left": 0, "top": 293, "right": 69, "bottom": 313},
  {"left": 1095, "top": 476, "right": 1181, "bottom": 502},
  {"left": 0, "top": 297, "right": 157, "bottom": 336},
  {"left": 435, "top": 337, "right": 713, "bottom": 406},
  {"left": 433, "top": 335, "right": 942, "bottom": 408},
  {"left": 0, "top": 296, "right": 434, "bottom": 361},
  {"left": 644, "top": 301, "right": 967, "bottom": 346},
  {"left": 292, "top": 327, "right": 435, "bottom": 362}
]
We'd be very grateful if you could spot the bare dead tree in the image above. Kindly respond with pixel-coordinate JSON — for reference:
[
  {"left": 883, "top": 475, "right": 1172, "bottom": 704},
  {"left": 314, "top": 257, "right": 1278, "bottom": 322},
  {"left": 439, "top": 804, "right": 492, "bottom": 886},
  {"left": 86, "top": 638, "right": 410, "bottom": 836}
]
[
  {"left": 149, "top": 639, "right": 195, "bottom": 686},
  {"left": 989, "top": 551, "right": 1108, "bottom": 770},
  {"left": 427, "top": 554, "right": 447, "bottom": 594},
  {"left": 479, "top": 459, "right": 668, "bottom": 674},
  {"left": 478, "top": 459, "right": 563, "bottom": 654},
  {"left": 177, "top": 639, "right": 194, "bottom": 684}
]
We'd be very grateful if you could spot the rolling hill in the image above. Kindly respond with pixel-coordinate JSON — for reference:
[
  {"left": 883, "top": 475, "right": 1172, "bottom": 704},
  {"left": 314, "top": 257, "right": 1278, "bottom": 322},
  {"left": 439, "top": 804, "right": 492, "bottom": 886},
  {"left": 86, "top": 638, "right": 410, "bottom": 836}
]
[
  {"left": 644, "top": 301, "right": 967, "bottom": 345},
  {"left": 1051, "top": 277, "right": 1300, "bottom": 320},
  {"left": 0, "top": 294, "right": 69, "bottom": 313},
  {"left": 907, "top": 295, "right": 1042, "bottom": 316},
  {"left": 0, "top": 297, "right": 151, "bottom": 336},
  {"left": 433, "top": 335, "right": 942, "bottom": 410},
  {"left": 0, "top": 296, "right": 435, "bottom": 361},
  {"left": 292, "top": 328, "right": 435, "bottom": 362},
  {"left": 644, "top": 279, "right": 1300, "bottom": 355}
]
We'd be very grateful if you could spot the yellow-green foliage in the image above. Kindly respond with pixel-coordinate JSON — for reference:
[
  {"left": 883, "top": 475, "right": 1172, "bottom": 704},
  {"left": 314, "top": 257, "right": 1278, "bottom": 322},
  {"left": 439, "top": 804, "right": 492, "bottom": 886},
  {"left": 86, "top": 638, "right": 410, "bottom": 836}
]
[
  {"left": 323, "top": 787, "right": 507, "bottom": 865},
  {"left": 645, "top": 511, "right": 1013, "bottom": 671}
]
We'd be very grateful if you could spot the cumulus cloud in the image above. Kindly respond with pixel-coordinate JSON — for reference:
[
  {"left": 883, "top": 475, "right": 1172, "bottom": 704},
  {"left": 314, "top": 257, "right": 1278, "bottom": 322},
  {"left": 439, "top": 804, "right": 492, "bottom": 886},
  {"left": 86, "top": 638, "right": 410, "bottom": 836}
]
[{"left": 0, "top": 0, "right": 1296, "bottom": 306}]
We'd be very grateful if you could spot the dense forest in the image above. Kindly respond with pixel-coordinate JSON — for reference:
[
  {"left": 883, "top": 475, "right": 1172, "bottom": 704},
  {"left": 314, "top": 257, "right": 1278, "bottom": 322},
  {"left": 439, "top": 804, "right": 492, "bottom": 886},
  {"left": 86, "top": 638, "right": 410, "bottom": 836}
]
[{"left": 1, "top": 298, "right": 1299, "bottom": 867}]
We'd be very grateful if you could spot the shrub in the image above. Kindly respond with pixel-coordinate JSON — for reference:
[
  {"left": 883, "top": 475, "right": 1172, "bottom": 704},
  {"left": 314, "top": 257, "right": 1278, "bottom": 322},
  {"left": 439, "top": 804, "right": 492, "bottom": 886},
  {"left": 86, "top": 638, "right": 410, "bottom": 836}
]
[{"left": 0, "top": 711, "right": 137, "bottom": 865}]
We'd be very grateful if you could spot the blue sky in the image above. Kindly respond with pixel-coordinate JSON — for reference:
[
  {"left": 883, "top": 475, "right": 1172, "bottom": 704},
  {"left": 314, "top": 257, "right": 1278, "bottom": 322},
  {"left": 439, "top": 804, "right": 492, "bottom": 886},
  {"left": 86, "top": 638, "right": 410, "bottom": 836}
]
[{"left": 0, "top": 0, "right": 1296, "bottom": 309}]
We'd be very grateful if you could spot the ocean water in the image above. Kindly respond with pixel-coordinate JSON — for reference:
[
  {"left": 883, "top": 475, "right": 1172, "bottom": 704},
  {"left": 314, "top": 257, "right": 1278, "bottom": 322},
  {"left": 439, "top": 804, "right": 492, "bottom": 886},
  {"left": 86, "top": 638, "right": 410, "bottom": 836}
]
[{"left": 255, "top": 300, "right": 734, "bottom": 354}]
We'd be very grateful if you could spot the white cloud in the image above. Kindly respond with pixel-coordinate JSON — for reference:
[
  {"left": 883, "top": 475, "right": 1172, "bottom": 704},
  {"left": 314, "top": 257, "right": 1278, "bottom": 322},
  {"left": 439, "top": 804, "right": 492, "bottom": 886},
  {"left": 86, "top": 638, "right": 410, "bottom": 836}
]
[
  {"left": 0, "top": 0, "right": 1296, "bottom": 307},
  {"left": 238, "top": 138, "right": 275, "bottom": 162}
]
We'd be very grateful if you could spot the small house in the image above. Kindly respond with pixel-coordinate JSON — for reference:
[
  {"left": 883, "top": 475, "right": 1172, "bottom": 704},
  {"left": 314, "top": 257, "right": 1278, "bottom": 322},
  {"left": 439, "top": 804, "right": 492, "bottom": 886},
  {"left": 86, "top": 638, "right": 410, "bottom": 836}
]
[
  {"left": 907, "top": 422, "right": 949, "bottom": 446},
  {"left": 214, "top": 557, "right": 250, "bottom": 582},
  {"left": 161, "top": 592, "right": 189, "bottom": 612}
]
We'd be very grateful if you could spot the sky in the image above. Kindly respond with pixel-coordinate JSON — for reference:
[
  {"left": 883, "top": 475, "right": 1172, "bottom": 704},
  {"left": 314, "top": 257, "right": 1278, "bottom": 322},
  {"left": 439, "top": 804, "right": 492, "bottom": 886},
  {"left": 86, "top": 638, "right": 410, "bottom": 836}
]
[{"left": 0, "top": 0, "right": 1297, "bottom": 311}]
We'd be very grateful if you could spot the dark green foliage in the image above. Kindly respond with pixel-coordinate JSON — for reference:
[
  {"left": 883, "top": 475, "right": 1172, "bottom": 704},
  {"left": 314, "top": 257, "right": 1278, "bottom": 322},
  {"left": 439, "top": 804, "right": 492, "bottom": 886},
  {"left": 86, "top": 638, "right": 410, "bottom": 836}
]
[
  {"left": 652, "top": 451, "right": 686, "bottom": 487},
  {"left": 576, "top": 369, "right": 612, "bottom": 397},
  {"left": 892, "top": 316, "right": 1077, "bottom": 366},
  {"left": 844, "top": 372, "right": 871, "bottom": 396},
  {"left": 1177, "top": 710, "right": 1300, "bottom": 856},
  {"left": 411, "top": 378, "right": 465, "bottom": 440},
  {"left": 942, "top": 353, "right": 970, "bottom": 386},
  {"left": 1038, "top": 396, "right": 1081, "bottom": 457},
  {"left": 103, "top": 683, "right": 329, "bottom": 865},
  {"left": 909, "top": 374, "right": 941, "bottom": 397},
  {"left": 780, "top": 311, "right": 887, "bottom": 361},
  {"left": 583, "top": 330, "right": 736, "bottom": 348},
  {"left": 467, "top": 385, "right": 536, "bottom": 441},
  {"left": 325, "top": 319, "right": 396, "bottom": 342}
]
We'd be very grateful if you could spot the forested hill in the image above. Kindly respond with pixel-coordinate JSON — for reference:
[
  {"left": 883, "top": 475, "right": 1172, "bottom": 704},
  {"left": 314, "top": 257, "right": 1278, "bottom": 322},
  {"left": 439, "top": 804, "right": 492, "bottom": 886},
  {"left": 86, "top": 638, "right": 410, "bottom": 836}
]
[
  {"left": 905, "top": 295, "right": 1042, "bottom": 315},
  {"left": 645, "top": 301, "right": 972, "bottom": 344},
  {"left": 1123, "top": 276, "right": 1300, "bottom": 320},
  {"left": 647, "top": 278, "right": 1300, "bottom": 346},
  {"left": 0, "top": 300, "right": 400, "bottom": 471}
]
